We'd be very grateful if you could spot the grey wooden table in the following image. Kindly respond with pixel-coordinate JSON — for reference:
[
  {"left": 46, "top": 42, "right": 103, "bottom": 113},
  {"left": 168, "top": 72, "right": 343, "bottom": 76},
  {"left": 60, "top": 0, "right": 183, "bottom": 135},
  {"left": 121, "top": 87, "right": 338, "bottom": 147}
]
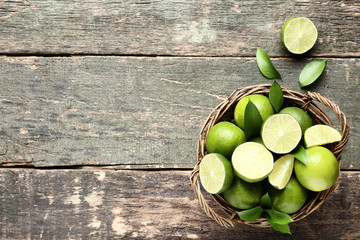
[{"left": 0, "top": 0, "right": 359, "bottom": 239}]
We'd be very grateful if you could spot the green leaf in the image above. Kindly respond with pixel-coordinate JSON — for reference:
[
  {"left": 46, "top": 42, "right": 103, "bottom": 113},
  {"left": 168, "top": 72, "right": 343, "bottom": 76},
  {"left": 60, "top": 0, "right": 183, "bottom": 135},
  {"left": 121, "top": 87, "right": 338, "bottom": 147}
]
[
  {"left": 244, "top": 100, "right": 263, "bottom": 139},
  {"left": 256, "top": 48, "right": 282, "bottom": 79},
  {"left": 265, "top": 209, "right": 293, "bottom": 225},
  {"left": 269, "top": 80, "right": 283, "bottom": 113},
  {"left": 237, "top": 206, "right": 264, "bottom": 222},
  {"left": 259, "top": 193, "right": 272, "bottom": 208},
  {"left": 299, "top": 60, "right": 326, "bottom": 87},
  {"left": 290, "top": 144, "right": 308, "bottom": 166},
  {"left": 266, "top": 214, "right": 292, "bottom": 234}
]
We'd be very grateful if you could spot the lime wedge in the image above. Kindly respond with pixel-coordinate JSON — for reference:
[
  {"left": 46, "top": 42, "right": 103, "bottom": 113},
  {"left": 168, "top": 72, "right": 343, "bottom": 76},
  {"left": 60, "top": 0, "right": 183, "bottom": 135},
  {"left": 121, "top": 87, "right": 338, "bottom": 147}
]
[
  {"left": 232, "top": 142, "right": 273, "bottom": 183},
  {"left": 199, "top": 153, "right": 234, "bottom": 194},
  {"left": 261, "top": 114, "right": 302, "bottom": 154},
  {"left": 281, "top": 17, "right": 318, "bottom": 54},
  {"left": 268, "top": 155, "right": 294, "bottom": 190},
  {"left": 304, "top": 124, "right": 342, "bottom": 148}
]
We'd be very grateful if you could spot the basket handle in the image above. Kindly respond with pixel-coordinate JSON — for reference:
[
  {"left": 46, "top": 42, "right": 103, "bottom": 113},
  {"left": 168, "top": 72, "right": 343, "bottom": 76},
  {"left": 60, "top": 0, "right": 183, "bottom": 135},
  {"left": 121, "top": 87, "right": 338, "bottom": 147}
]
[{"left": 190, "top": 165, "right": 234, "bottom": 228}]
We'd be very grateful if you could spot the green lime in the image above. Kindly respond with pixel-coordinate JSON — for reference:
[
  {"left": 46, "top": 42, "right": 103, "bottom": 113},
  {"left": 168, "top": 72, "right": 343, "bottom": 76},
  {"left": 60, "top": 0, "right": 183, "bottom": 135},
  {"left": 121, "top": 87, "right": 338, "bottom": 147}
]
[
  {"left": 268, "top": 176, "right": 308, "bottom": 214},
  {"left": 268, "top": 155, "right": 294, "bottom": 190},
  {"left": 281, "top": 17, "right": 318, "bottom": 54},
  {"left": 279, "top": 107, "right": 313, "bottom": 134},
  {"left": 261, "top": 114, "right": 302, "bottom": 154},
  {"left": 304, "top": 124, "right": 342, "bottom": 148},
  {"left": 234, "top": 94, "right": 274, "bottom": 130},
  {"left": 205, "top": 121, "right": 246, "bottom": 159},
  {"left": 222, "top": 177, "right": 264, "bottom": 209},
  {"left": 199, "top": 153, "right": 234, "bottom": 194},
  {"left": 294, "top": 146, "right": 339, "bottom": 192},
  {"left": 232, "top": 142, "right": 273, "bottom": 183}
]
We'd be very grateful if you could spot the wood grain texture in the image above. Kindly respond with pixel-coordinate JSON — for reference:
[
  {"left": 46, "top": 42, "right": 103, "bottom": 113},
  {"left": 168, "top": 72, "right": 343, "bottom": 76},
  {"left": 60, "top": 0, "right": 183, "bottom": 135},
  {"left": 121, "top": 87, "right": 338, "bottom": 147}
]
[
  {"left": 0, "top": 169, "right": 358, "bottom": 240},
  {"left": 0, "top": 0, "right": 359, "bottom": 56},
  {"left": 0, "top": 56, "right": 358, "bottom": 169}
]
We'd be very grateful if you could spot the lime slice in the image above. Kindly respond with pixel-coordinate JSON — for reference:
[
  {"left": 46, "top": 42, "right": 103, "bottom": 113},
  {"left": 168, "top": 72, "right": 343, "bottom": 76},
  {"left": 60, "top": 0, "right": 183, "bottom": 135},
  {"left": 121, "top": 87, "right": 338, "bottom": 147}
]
[
  {"left": 304, "top": 124, "right": 342, "bottom": 148},
  {"left": 281, "top": 17, "right": 318, "bottom": 54},
  {"left": 261, "top": 114, "right": 302, "bottom": 154},
  {"left": 232, "top": 142, "right": 273, "bottom": 183},
  {"left": 268, "top": 155, "right": 294, "bottom": 190},
  {"left": 199, "top": 153, "right": 234, "bottom": 194}
]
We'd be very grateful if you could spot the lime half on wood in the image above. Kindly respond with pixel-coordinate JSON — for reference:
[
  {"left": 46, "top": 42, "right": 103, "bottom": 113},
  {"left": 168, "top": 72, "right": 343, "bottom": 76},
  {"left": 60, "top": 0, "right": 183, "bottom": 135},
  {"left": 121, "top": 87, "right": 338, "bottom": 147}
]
[{"left": 281, "top": 17, "right": 318, "bottom": 54}]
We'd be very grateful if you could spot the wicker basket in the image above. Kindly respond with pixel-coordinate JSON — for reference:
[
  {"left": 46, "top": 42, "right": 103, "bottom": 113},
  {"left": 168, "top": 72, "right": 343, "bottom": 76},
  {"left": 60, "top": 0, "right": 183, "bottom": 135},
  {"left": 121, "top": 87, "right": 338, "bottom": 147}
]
[{"left": 190, "top": 84, "right": 350, "bottom": 228}]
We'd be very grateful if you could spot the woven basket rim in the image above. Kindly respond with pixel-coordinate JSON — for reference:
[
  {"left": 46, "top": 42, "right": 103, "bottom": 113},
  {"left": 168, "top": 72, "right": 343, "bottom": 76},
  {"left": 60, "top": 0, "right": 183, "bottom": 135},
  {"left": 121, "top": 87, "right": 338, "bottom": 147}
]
[{"left": 190, "top": 84, "right": 350, "bottom": 228}]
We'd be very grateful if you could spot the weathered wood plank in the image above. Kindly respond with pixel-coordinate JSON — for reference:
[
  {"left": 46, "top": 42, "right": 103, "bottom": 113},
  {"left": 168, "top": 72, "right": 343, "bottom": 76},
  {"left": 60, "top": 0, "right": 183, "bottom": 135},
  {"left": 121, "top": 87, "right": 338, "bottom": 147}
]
[
  {"left": 0, "top": 0, "right": 358, "bottom": 56},
  {"left": 0, "top": 169, "right": 358, "bottom": 239},
  {"left": 0, "top": 56, "right": 358, "bottom": 169}
]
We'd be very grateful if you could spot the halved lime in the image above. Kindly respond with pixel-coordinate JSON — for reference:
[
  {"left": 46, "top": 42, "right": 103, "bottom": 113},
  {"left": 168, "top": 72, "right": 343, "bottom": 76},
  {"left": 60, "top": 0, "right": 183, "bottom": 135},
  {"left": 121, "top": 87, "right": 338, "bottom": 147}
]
[
  {"left": 261, "top": 114, "right": 302, "bottom": 154},
  {"left": 304, "top": 124, "right": 342, "bottom": 147},
  {"left": 232, "top": 142, "right": 273, "bottom": 183},
  {"left": 268, "top": 155, "right": 294, "bottom": 190},
  {"left": 279, "top": 106, "right": 313, "bottom": 134},
  {"left": 281, "top": 17, "right": 318, "bottom": 54},
  {"left": 199, "top": 153, "right": 234, "bottom": 194}
]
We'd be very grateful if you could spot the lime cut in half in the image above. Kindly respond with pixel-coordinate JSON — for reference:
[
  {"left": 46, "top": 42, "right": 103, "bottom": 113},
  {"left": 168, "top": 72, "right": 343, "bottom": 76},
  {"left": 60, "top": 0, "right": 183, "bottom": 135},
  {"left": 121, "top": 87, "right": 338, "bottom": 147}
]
[
  {"left": 199, "top": 153, "right": 234, "bottom": 194},
  {"left": 232, "top": 142, "right": 273, "bottom": 183},
  {"left": 261, "top": 114, "right": 302, "bottom": 154},
  {"left": 268, "top": 155, "right": 294, "bottom": 190},
  {"left": 281, "top": 17, "right": 318, "bottom": 54},
  {"left": 304, "top": 124, "right": 342, "bottom": 148}
]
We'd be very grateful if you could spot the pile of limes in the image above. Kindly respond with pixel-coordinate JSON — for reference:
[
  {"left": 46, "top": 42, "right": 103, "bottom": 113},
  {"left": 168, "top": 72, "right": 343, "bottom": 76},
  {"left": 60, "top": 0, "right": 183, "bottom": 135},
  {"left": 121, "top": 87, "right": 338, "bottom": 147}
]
[{"left": 199, "top": 92, "right": 342, "bottom": 215}]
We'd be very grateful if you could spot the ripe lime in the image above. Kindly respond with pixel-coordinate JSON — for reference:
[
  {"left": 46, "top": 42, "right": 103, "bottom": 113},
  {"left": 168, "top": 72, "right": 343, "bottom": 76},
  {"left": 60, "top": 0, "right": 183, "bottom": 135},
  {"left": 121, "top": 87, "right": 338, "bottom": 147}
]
[
  {"left": 304, "top": 124, "right": 342, "bottom": 148},
  {"left": 234, "top": 94, "right": 274, "bottom": 130},
  {"left": 205, "top": 121, "right": 246, "bottom": 159},
  {"left": 199, "top": 153, "right": 234, "bottom": 194},
  {"left": 232, "top": 142, "right": 273, "bottom": 183},
  {"left": 279, "top": 107, "right": 313, "bottom": 134},
  {"left": 261, "top": 114, "right": 302, "bottom": 154},
  {"left": 268, "top": 176, "right": 308, "bottom": 214},
  {"left": 268, "top": 155, "right": 294, "bottom": 190},
  {"left": 281, "top": 17, "right": 318, "bottom": 54},
  {"left": 222, "top": 177, "right": 264, "bottom": 209},
  {"left": 294, "top": 146, "right": 339, "bottom": 191}
]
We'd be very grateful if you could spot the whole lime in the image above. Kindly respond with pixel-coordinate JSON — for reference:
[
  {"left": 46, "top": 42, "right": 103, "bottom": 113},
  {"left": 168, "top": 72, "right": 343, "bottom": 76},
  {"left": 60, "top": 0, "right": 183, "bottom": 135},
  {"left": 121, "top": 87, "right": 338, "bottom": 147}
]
[
  {"left": 222, "top": 177, "right": 264, "bottom": 209},
  {"left": 279, "top": 107, "right": 313, "bottom": 134},
  {"left": 234, "top": 94, "right": 274, "bottom": 130},
  {"left": 205, "top": 121, "right": 246, "bottom": 159},
  {"left": 268, "top": 176, "right": 308, "bottom": 214},
  {"left": 294, "top": 146, "right": 339, "bottom": 192}
]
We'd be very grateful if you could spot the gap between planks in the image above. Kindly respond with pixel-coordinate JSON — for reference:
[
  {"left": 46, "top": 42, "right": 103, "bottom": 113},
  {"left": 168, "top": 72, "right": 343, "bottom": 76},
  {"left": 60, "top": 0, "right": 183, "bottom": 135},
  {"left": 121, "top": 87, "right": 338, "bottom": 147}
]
[
  {"left": 0, "top": 53, "right": 360, "bottom": 59},
  {"left": 0, "top": 165, "right": 359, "bottom": 172}
]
